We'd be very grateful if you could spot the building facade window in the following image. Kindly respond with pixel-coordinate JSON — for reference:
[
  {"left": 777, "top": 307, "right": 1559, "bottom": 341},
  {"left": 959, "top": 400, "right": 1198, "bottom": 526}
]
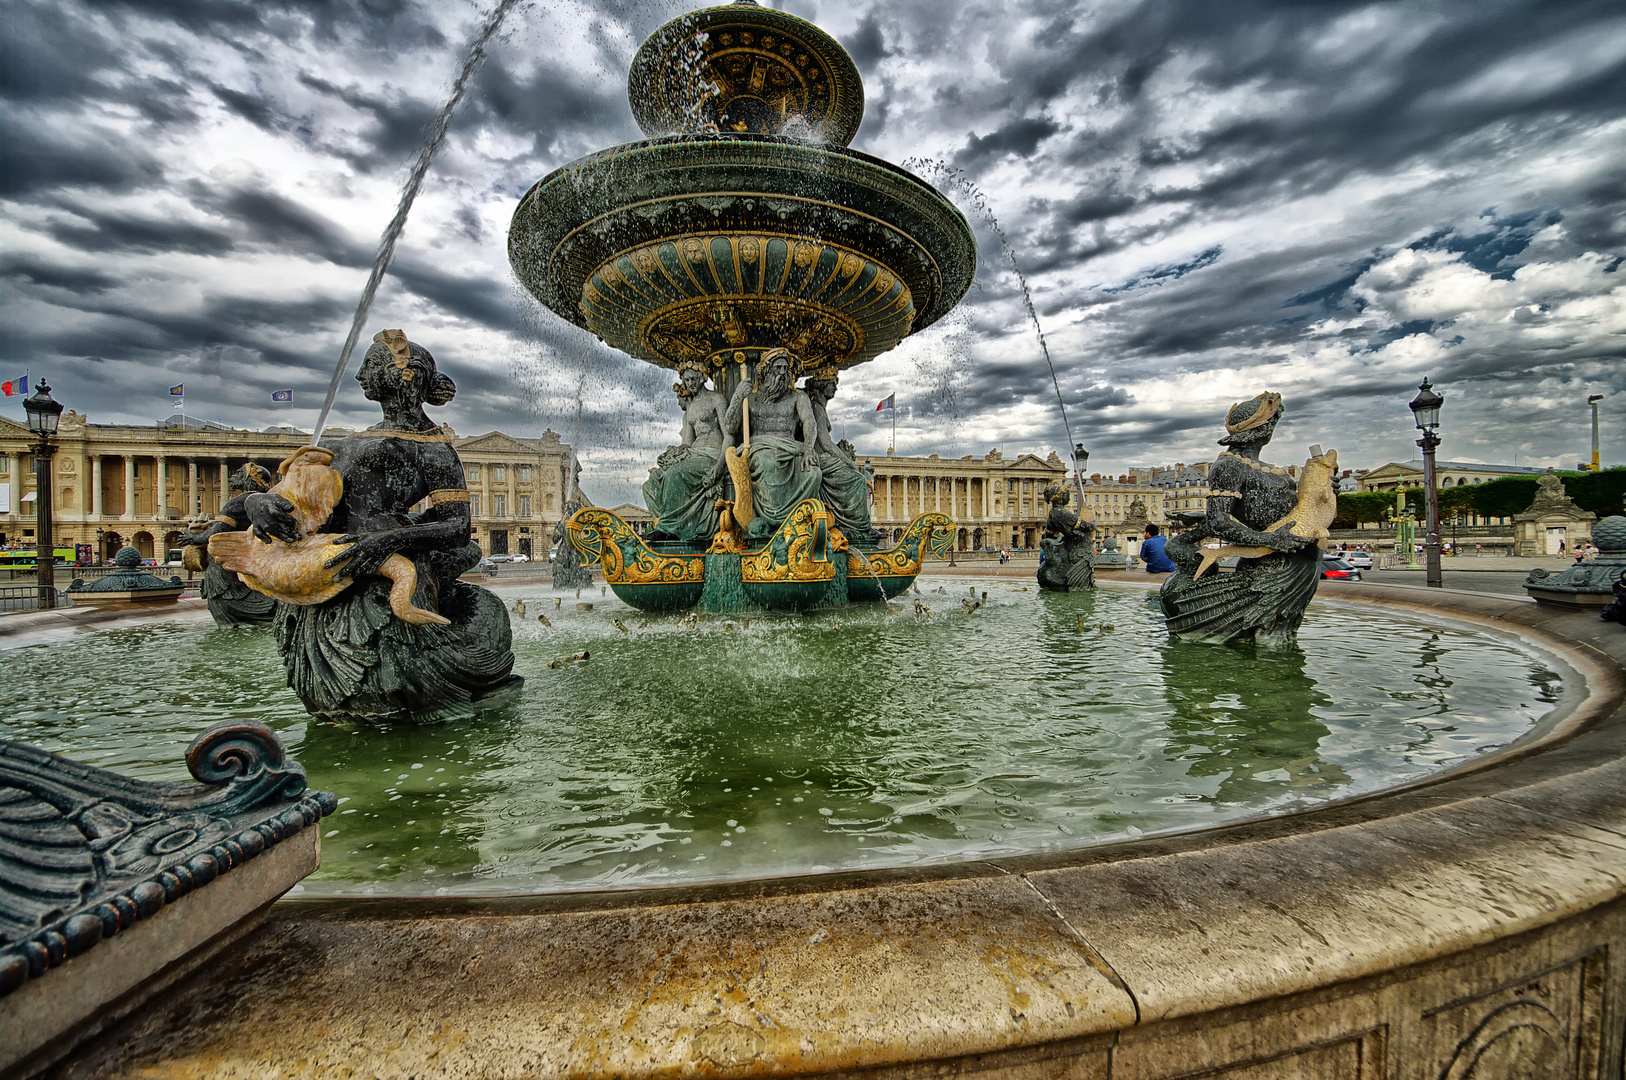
[
  {"left": 469, "top": 494, "right": 481, "bottom": 516},
  {"left": 494, "top": 494, "right": 507, "bottom": 517},
  {"left": 467, "top": 463, "right": 481, "bottom": 480},
  {"left": 494, "top": 465, "right": 505, "bottom": 482},
  {"left": 519, "top": 466, "right": 531, "bottom": 481},
  {"left": 519, "top": 495, "right": 531, "bottom": 517}
]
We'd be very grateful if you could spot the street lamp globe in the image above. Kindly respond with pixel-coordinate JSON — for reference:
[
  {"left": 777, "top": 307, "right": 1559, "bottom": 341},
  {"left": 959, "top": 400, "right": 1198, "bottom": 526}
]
[
  {"left": 1073, "top": 443, "right": 1089, "bottom": 470},
  {"left": 1409, "top": 377, "right": 1443, "bottom": 434},
  {"left": 23, "top": 380, "right": 63, "bottom": 436}
]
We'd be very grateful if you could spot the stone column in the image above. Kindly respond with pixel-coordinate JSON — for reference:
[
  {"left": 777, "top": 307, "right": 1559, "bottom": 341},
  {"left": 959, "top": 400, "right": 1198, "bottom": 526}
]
[
  {"left": 187, "top": 458, "right": 198, "bottom": 515},
  {"left": 506, "top": 461, "right": 517, "bottom": 521},
  {"left": 218, "top": 458, "right": 229, "bottom": 509},
  {"left": 7, "top": 452, "right": 19, "bottom": 514},
  {"left": 91, "top": 456, "right": 103, "bottom": 517},
  {"left": 123, "top": 456, "right": 135, "bottom": 520},
  {"left": 983, "top": 476, "right": 991, "bottom": 519},
  {"left": 154, "top": 455, "right": 167, "bottom": 519},
  {"left": 934, "top": 477, "right": 941, "bottom": 513}
]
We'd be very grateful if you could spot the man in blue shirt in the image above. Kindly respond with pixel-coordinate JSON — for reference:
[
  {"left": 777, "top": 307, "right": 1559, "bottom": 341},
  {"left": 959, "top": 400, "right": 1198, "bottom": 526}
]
[{"left": 1141, "top": 524, "right": 1176, "bottom": 573}]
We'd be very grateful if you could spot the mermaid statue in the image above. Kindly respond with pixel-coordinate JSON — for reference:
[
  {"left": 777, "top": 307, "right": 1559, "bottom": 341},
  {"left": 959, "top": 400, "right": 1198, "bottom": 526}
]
[
  {"left": 643, "top": 360, "right": 733, "bottom": 542},
  {"left": 1159, "top": 393, "right": 1335, "bottom": 644},
  {"left": 242, "top": 330, "right": 521, "bottom": 722},
  {"left": 179, "top": 463, "right": 277, "bottom": 625},
  {"left": 801, "top": 370, "right": 877, "bottom": 542}
]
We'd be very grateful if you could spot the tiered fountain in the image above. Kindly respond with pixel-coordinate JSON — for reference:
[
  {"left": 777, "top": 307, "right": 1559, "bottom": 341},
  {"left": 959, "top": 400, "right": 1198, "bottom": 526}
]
[{"left": 509, "top": 0, "right": 973, "bottom": 612}]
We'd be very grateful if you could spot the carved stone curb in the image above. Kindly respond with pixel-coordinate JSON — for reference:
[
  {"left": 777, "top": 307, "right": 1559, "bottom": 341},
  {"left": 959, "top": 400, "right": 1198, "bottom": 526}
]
[{"left": 0, "top": 721, "right": 337, "bottom": 995}]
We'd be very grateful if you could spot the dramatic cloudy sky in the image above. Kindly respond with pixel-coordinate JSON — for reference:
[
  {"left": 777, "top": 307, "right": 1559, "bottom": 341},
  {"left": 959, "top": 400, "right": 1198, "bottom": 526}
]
[{"left": 3, "top": 0, "right": 1622, "bottom": 505}]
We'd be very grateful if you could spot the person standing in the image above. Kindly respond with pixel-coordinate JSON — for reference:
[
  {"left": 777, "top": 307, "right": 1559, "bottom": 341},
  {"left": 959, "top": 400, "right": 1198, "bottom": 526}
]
[{"left": 1141, "top": 524, "right": 1176, "bottom": 573}]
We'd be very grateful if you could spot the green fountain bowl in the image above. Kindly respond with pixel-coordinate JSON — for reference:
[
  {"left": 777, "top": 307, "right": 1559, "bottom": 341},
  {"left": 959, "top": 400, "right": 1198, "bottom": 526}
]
[{"left": 508, "top": 134, "right": 977, "bottom": 373}]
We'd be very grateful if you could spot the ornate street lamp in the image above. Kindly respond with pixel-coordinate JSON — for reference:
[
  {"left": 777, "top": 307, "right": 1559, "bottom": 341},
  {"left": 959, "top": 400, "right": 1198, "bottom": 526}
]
[
  {"left": 1409, "top": 378, "right": 1444, "bottom": 588},
  {"left": 1072, "top": 442, "right": 1089, "bottom": 507},
  {"left": 24, "top": 380, "right": 64, "bottom": 609}
]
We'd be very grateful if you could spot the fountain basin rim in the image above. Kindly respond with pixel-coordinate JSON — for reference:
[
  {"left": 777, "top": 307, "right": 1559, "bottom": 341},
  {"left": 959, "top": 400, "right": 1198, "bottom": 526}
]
[{"left": 75, "top": 581, "right": 1626, "bottom": 1078}]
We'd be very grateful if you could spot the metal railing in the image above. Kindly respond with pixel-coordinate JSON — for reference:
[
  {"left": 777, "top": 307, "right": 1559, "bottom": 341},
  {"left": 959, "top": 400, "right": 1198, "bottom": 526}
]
[{"left": 0, "top": 586, "right": 69, "bottom": 613}]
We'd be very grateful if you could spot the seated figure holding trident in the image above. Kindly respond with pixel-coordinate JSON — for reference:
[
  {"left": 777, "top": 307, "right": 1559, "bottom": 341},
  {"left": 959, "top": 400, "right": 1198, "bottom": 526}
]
[{"left": 723, "top": 349, "right": 824, "bottom": 542}]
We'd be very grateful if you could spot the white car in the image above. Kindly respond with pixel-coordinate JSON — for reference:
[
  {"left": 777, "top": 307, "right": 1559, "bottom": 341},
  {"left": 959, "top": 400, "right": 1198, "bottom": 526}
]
[
  {"left": 1338, "top": 551, "right": 1373, "bottom": 570},
  {"left": 485, "top": 554, "right": 515, "bottom": 563},
  {"left": 510, "top": 553, "right": 529, "bottom": 563}
]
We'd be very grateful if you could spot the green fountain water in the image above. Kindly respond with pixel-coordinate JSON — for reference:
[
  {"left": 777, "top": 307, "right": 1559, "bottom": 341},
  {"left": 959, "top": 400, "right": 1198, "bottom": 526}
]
[{"left": 0, "top": 578, "right": 1561, "bottom": 896}]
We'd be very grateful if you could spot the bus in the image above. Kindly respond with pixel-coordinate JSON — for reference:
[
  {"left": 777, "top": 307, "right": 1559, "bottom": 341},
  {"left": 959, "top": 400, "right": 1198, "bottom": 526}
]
[{"left": 0, "top": 546, "right": 82, "bottom": 571}]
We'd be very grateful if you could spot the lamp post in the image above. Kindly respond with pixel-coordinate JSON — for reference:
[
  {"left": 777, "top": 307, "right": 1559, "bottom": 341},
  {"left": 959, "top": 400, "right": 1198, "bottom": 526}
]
[
  {"left": 24, "top": 381, "right": 64, "bottom": 609},
  {"left": 1072, "top": 442, "right": 1089, "bottom": 508},
  {"left": 1408, "top": 378, "right": 1444, "bottom": 589},
  {"left": 1588, "top": 394, "right": 1603, "bottom": 472}
]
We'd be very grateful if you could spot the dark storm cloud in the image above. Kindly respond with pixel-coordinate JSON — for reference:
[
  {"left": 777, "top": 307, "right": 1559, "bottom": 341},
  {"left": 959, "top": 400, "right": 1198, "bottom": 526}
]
[{"left": 1, "top": 0, "right": 1622, "bottom": 497}]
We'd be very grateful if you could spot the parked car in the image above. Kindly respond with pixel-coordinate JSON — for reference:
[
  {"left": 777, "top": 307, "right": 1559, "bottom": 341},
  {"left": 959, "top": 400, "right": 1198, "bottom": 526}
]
[
  {"left": 1320, "top": 556, "right": 1362, "bottom": 581},
  {"left": 1339, "top": 551, "right": 1374, "bottom": 570},
  {"left": 509, "top": 553, "right": 529, "bottom": 563},
  {"left": 472, "top": 558, "right": 500, "bottom": 573},
  {"left": 485, "top": 554, "right": 515, "bottom": 563}
]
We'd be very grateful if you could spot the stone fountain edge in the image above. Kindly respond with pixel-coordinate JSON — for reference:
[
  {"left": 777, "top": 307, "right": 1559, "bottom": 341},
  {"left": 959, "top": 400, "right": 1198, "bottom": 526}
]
[{"left": 47, "top": 583, "right": 1626, "bottom": 1078}]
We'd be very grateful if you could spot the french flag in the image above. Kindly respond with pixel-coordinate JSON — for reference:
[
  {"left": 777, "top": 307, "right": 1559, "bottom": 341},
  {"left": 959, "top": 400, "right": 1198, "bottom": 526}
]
[
  {"left": 875, "top": 393, "right": 894, "bottom": 412},
  {"left": 1, "top": 375, "right": 29, "bottom": 397}
]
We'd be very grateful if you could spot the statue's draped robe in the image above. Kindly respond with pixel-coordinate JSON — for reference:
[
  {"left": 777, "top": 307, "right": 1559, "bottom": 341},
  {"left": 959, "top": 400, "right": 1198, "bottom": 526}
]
[
  {"left": 201, "top": 561, "right": 276, "bottom": 624},
  {"left": 643, "top": 446, "right": 728, "bottom": 542},
  {"left": 275, "top": 540, "right": 519, "bottom": 721},
  {"left": 1159, "top": 457, "right": 1320, "bottom": 643},
  {"left": 745, "top": 434, "right": 822, "bottom": 540},
  {"left": 815, "top": 449, "right": 873, "bottom": 538}
]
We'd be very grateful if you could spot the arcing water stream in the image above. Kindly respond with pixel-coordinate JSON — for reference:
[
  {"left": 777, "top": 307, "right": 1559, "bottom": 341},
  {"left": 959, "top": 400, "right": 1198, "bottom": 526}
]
[
  {"left": 906, "top": 159, "right": 1091, "bottom": 507},
  {"left": 309, "top": 0, "right": 525, "bottom": 445}
]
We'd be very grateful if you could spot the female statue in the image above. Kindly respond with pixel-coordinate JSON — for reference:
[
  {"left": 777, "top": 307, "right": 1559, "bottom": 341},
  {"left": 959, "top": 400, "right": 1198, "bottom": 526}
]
[
  {"left": 642, "top": 360, "right": 733, "bottom": 542},
  {"left": 801, "top": 371, "right": 877, "bottom": 541},
  {"left": 1159, "top": 393, "right": 1324, "bottom": 644},
  {"left": 243, "top": 331, "right": 520, "bottom": 722}
]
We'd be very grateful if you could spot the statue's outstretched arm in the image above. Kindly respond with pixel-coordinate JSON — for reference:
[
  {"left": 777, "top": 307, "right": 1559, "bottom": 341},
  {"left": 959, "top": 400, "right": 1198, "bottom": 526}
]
[
  {"left": 724, "top": 380, "right": 749, "bottom": 438},
  {"left": 1206, "top": 494, "right": 1303, "bottom": 551}
]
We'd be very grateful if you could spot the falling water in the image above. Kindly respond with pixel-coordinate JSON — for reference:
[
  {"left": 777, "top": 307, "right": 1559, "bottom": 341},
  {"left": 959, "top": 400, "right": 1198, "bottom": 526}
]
[
  {"left": 906, "top": 159, "right": 1091, "bottom": 504},
  {"left": 309, "top": 0, "right": 525, "bottom": 445}
]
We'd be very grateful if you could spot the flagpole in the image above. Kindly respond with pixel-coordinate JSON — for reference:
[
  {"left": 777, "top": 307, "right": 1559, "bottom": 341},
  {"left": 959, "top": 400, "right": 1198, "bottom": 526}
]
[{"left": 891, "top": 399, "right": 896, "bottom": 455}]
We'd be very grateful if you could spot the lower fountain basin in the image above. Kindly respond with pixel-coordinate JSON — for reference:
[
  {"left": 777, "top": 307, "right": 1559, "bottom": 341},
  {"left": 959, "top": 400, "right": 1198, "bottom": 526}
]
[{"left": 0, "top": 578, "right": 1569, "bottom": 898}]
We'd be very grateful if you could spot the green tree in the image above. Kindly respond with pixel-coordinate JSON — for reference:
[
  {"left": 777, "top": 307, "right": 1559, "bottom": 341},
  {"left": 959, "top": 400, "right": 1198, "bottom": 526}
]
[{"left": 1332, "top": 491, "right": 1398, "bottom": 529}]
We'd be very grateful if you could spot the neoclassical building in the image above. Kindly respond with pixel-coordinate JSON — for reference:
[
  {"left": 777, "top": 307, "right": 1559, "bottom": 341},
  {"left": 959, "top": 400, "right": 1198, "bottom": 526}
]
[
  {"left": 1355, "top": 459, "right": 1549, "bottom": 492},
  {"left": 0, "top": 412, "right": 579, "bottom": 562}
]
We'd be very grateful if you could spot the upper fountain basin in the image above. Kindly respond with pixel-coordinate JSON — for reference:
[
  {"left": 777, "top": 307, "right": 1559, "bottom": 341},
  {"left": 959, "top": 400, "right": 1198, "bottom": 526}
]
[{"left": 507, "top": 133, "right": 977, "bottom": 374}]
